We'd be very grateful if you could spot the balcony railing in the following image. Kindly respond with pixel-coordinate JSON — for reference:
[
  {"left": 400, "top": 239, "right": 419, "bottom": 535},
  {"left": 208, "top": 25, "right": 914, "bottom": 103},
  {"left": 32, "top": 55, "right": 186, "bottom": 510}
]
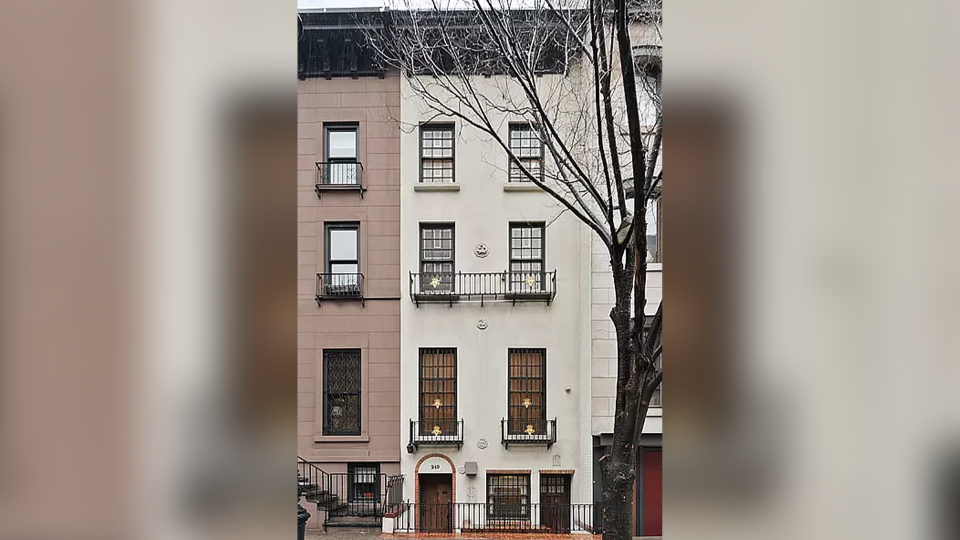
[
  {"left": 316, "top": 273, "right": 364, "bottom": 306},
  {"left": 408, "top": 419, "right": 464, "bottom": 451},
  {"left": 501, "top": 417, "right": 556, "bottom": 448},
  {"left": 409, "top": 271, "right": 557, "bottom": 306},
  {"left": 387, "top": 502, "right": 603, "bottom": 534},
  {"left": 315, "top": 161, "right": 365, "bottom": 198}
]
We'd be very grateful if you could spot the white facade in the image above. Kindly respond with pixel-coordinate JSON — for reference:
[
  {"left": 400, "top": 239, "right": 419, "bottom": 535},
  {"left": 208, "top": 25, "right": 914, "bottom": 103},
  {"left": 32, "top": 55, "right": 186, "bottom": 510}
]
[
  {"left": 398, "top": 75, "right": 592, "bottom": 508},
  {"left": 588, "top": 236, "right": 663, "bottom": 437}
]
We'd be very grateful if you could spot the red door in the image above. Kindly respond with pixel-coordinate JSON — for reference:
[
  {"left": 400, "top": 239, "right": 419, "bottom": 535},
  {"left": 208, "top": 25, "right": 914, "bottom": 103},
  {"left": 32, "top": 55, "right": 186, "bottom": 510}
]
[{"left": 642, "top": 450, "right": 662, "bottom": 536}]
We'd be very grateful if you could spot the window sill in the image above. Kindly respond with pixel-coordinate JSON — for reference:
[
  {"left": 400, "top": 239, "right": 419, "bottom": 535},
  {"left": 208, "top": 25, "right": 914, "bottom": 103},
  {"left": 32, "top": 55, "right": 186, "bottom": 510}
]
[
  {"left": 314, "top": 434, "right": 370, "bottom": 443},
  {"left": 647, "top": 407, "right": 662, "bottom": 417},
  {"left": 647, "top": 263, "right": 662, "bottom": 272},
  {"left": 503, "top": 183, "right": 542, "bottom": 192},
  {"left": 414, "top": 183, "right": 460, "bottom": 192}
]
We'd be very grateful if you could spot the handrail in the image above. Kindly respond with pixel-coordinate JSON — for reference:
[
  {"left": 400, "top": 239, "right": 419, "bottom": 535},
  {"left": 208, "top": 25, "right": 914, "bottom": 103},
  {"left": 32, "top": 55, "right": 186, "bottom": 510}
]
[
  {"left": 299, "top": 457, "right": 404, "bottom": 520},
  {"left": 315, "top": 161, "right": 364, "bottom": 186},
  {"left": 315, "top": 161, "right": 365, "bottom": 199},
  {"left": 298, "top": 456, "right": 331, "bottom": 499},
  {"left": 409, "top": 419, "right": 464, "bottom": 450},
  {"left": 316, "top": 273, "right": 364, "bottom": 306},
  {"left": 501, "top": 418, "right": 557, "bottom": 448},
  {"left": 409, "top": 270, "right": 557, "bottom": 306}
]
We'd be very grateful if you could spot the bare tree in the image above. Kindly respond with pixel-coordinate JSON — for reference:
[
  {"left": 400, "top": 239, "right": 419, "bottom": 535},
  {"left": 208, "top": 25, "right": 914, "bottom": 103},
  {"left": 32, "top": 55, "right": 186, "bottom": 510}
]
[{"left": 366, "top": 2, "right": 661, "bottom": 539}]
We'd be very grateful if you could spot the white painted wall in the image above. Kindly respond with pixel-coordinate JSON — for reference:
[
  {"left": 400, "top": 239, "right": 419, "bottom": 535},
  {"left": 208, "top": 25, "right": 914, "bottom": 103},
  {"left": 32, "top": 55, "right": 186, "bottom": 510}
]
[
  {"left": 399, "top": 75, "right": 590, "bottom": 505},
  {"left": 588, "top": 224, "right": 662, "bottom": 436}
]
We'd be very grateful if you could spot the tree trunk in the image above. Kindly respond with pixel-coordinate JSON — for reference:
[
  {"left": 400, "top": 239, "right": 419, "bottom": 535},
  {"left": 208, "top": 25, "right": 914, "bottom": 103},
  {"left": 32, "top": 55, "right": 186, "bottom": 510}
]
[
  {"left": 601, "top": 268, "right": 640, "bottom": 540},
  {"left": 600, "top": 456, "right": 635, "bottom": 540}
]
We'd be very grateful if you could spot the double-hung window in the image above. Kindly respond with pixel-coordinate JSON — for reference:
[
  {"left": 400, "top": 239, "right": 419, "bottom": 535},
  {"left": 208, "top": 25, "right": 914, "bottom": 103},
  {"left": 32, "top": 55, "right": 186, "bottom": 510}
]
[
  {"left": 322, "top": 349, "right": 361, "bottom": 436},
  {"left": 646, "top": 195, "right": 661, "bottom": 263},
  {"left": 509, "top": 222, "right": 545, "bottom": 292},
  {"left": 324, "top": 223, "right": 360, "bottom": 295},
  {"left": 419, "top": 348, "right": 457, "bottom": 436},
  {"left": 347, "top": 463, "right": 379, "bottom": 502},
  {"left": 507, "top": 349, "right": 546, "bottom": 435},
  {"left": 650, "top": 355, "right": 662, "bottom": 407},
  {"left": 323, "top": 124, "right": 360, "bottom": 185},
  {"left": 487, "top": 473, "right": 531, "bottom": 520},
  {"left": 420, "top": 124, "right": 455, "bottom": 182},
  {"left": 508, "top": 123, "right": 543, "bottom": 182},
  {"left": 419, "top": 224, "right": 455, "bottom": 293}
]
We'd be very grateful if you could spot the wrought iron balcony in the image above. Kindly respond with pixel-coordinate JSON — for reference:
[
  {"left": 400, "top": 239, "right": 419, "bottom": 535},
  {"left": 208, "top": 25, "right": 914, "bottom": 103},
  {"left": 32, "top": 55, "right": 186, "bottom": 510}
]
[
  {"left": 409, "top": 271, "right": 557, "bottom": 306},
  {"left": 316, "top": 273, "right": 364, "bottom": 306},
  {"left": 407, "top": 419, "right": 464, "bottom": 451},
  {"left": 501, "top": 417, "right": 556, "bottom": 448},
  {"left": 315, "top": 161, "right": 365, "bottom": 198}
]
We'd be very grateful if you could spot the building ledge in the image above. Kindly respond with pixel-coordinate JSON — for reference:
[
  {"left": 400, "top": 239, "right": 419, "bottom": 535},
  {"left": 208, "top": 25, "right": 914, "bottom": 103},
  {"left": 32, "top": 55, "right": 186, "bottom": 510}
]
[
  {"left": 313, "top": 434, "right": 370, "bottom": 443},
  {"left": 503, "top": 183, "right": 543, "bottom": 192},
  {"left": 414, "top": 183, "right": 460, "bottom": 192}
]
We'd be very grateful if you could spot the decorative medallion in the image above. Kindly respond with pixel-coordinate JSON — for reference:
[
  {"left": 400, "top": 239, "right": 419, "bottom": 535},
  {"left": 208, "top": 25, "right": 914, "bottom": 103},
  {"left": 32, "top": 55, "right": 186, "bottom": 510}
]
[
  {"left": 522, "top": 398, "right": 532, "bottom": 408},
  {"left": 429, "top": 276, "right": 441, "bottom": 288},
  {"left": 458, "top": 466, "right": 466, "bottom": 475},
  {"left": 432, "top": 425, "right": 443, "bottom": 436},
  {"left": 433, "top": 398, "right": 443, "bottom": 409},
  {"left": 525, "top": 424, "right": 536, "bottom": 435},
  {"left": 467, "top": 487, "right": 478, "bottom": 502},
  {"left": 477, "top": 319, "right": 488, "bottom": 330},
  {"left": 552, "top": 454, "right": 561, "bottom": 466},
  {"left": 474, "top": 244, "right": 489, "bottom": 258},
  {"left": 477, "top": 438, "right": 488, "bottom": 450},
  {"left": 525, "top": 274, "right": 537, "bottom": 287}
]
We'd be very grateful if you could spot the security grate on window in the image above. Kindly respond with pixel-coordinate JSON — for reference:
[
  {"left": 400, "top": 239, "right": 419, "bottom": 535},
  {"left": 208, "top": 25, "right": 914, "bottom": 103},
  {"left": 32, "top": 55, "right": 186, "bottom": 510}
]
[{"left": 323, "top": 349, "right": 361, "bottom": 436}]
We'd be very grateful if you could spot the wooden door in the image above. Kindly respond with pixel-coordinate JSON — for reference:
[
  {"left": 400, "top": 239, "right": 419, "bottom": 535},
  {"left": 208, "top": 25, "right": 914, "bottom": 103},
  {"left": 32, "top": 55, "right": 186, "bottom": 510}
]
[
  {"left": 641, "top": 450, "right": 662, "bottom": 536},
  {"left": 419, "top": 474, "right": 453, "bottom": 532},
  {"left": 540, "top": 474, "right": 571, "bottom": 533}
]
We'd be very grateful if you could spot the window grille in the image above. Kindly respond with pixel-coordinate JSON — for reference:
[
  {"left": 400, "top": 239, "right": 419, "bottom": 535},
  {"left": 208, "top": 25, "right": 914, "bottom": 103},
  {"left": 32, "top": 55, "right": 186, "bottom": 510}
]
[
  {"left": 323, "top": 349, "right": 361, "bottom": 436},
  {"left": 507, "top": 349, "right": 546, "bottom": 435},
  {"left": 420, "top": 348, "right": 457, "bottom": 436},
  {"left": 487, "top": 473, "right": 531, "bottom": 520},
  {"left": 348, "top": 463, "right": 379, "bottom": 502}
]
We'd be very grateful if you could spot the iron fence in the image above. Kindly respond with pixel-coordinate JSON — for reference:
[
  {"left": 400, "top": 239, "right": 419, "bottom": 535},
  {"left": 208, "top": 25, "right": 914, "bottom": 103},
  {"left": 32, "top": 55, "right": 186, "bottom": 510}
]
[
  {"left": 409, "top": 271, "right": 557, "bottom": 305},
  {"left": 501, "top": 417, "right": 557, "bottom": 448},
  {"left": 316, "top": 273, "right": 363, "bottom": 304},
  {"left": 387, "top": 502, "right": 602, "bottom": 534},
  {"left": 409, "top": 419, "right": 464, "bottom": 450},
  {"left": 316, "top": 161, "right": 363, "bottom": 186},
  {"left": 298, "top": 458, "right": 403, "bottom": 522}
]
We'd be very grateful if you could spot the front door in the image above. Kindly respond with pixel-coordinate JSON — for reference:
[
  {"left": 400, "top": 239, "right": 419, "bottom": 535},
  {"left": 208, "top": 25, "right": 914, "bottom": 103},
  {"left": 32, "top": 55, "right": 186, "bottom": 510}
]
[
  {"left": 419, "top": 473, "right": 453, "bottom": 532},
  {"left": 641, "top": 450, "right": 662, "bottom": 536},
  {"left": 540, "top": 474, "right": 571, "bottom": 533}
]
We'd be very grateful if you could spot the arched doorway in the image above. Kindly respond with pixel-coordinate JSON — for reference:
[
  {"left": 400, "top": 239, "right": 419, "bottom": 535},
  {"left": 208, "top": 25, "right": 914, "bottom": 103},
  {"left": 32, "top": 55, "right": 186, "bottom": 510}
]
[{"left": 415, "top": 454, "right": 455, "bottom": 532}]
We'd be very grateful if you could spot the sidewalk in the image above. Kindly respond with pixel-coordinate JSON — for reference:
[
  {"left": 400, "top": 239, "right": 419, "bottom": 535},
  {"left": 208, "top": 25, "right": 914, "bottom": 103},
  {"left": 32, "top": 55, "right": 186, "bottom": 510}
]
[
  {"left": 305, "top": 528, "right": 660, "bottom": 540},
  {"left": 383, "top": 534, "right": 601, "bottom": 540}
]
